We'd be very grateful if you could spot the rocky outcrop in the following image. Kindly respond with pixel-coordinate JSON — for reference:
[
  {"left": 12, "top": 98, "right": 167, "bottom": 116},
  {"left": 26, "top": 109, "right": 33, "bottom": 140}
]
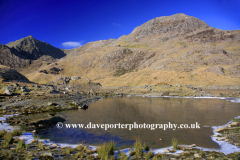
[
  {"left": 39, "top": 67, "right": 63, "bottom": 74},
  {"left": 128, "top": 13, "right": 210, "bottom": 41},
  {"left": 206, "top": 66, "right": 225, "bottom": 75}
]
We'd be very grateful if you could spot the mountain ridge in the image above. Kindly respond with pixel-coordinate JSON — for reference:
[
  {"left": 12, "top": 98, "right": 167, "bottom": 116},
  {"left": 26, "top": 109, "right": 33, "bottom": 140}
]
[{"left": 1, "top": 13, "right": 240, "bottom": 87}]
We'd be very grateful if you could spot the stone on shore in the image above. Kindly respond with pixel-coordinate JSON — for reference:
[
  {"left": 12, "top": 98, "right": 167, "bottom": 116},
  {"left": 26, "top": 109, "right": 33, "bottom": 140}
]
[{"left": 215, "top": 127, "right": 227, "bottom": 132}]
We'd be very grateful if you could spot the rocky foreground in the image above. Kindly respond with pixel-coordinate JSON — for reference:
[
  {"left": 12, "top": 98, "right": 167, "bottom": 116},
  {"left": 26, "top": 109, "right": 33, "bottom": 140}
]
[{"left": 0, "top": 81, "right": 240, "bottom": 159}]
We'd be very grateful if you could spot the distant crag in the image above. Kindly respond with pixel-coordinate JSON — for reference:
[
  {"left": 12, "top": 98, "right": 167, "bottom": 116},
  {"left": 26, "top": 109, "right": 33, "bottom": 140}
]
[
  {"left": 6, "top": 35, "right": 66, "bottom": 60},
  {"left": 0, "top": 36, "right": 66, "bottom": 72}
]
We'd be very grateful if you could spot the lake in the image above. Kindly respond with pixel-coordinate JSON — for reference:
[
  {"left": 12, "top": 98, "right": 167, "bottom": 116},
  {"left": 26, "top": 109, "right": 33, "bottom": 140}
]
[{"left": 37, "top": 96, "right": 240, "bottom": 149}]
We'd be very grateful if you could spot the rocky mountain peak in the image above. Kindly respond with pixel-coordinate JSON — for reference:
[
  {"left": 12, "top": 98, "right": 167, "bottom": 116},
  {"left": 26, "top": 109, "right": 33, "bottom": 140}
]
[
  {"left": 6, "top": 36, "right": 66, "bottom": 60},
  {"left": 129, "top": 13, "right": 210, "bottom": 40}
]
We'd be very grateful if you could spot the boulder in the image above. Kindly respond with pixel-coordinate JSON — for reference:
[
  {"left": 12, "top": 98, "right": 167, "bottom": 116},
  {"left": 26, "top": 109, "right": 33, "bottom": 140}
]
[
  {"left": 182, "top": 151, "right": 190, "bottom": 156},
  {"left": 51, "top": 143, "right": 57, "bottom": 148},
  {"left": 71, "top": 76, "right": 81, "bottom": 80},
  {"left": 215, "top": 127, "right": 227, "bottom": 132},
  {"left": 3, "top": 86, "right": 15, "bottom": 90},
  {"left": 217, "top": 137, "right": 227, "bottom": 141},
  {"left": 21, "top": 86, "right": 26, "bottom": 92},
  {"left": 4, "top": 89, "right": 12, "bottom": 95},
  {"left": 40, "top": 152, "right": 53, "bottom": 159},
  {"left": 229, "top": 122, "right": 239, "bottom": 127},
  {"left": 163, "top": 149, "right": 170, "bottom": 153},
  {"left": 13, "top": 83, "right": 18, "bottom": 87},
  {"left": 78, "top": 104, "right": 88, "bottom": 109}
]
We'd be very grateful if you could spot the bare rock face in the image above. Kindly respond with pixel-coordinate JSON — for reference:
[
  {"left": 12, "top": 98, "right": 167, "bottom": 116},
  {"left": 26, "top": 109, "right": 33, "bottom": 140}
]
[
  {"left": 6, "top": 35, "right": 66, "bottom": 60},
  {"left": 185, "top": 28, "right": 236, "bottom": 43},
  {"left": 0, "top": 44, "right": 31, "bottom": 68}
]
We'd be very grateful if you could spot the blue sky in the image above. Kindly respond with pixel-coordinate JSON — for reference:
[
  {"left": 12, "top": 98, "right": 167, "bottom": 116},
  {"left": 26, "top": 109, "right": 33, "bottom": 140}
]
[{"left": 0, "top": 0, "right": 239, "bottom": 49}]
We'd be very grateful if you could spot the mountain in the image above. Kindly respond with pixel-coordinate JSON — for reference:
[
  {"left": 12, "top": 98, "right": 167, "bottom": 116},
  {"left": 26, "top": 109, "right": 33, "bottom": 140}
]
[
  {"left": 0, "top": 36, "right": 66, "bottom": 73},
  {"left": 7, "top": 13, "right": 240, "bottom": 87},
  {"left": 6, "top": 35, "right": 66, "bottom": 60}
]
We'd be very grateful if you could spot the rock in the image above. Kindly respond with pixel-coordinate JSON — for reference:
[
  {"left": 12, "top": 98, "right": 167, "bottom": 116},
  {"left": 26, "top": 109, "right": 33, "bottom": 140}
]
[
  {"left": 21, "top": 86, "right": 26, "bottom": 92},
  {"left": 71, "top": 76, "right": 81, "bottom": 80},
  {"left": 13, "top": 83, "right": 18, "bottom": 87},
  {"left": 51, "top": 143, "right": 57, "bottom": 148},
  {"left": 40, "top": 152, "right": 53, "bottom": 159},
  {"left": 178, "top": 145, "right": 186, "bottom": 150},
  {"left": 194, "top": 153, "right": 201, "bottom": 158},
  {"left": 4, "top": 89, "right": 12, "bottom": 95},
  {"left": 215, "top": 127, "right": 227, "bottom": 132},
  {"left": 229, "top": 122, "right": 239, "bottom": 126},
  {"left": 206, "top": 66, "right": 225, "bottom": 75},
  {"left": 188, "top": 144, "right": 196, "bottom": 147},
  {"left": 79, "top": 104, "right": 88, "bottom": 109},
  {"left": 185, "top": 146, "right": 193, "bottom": 150},
  {"left": 49, "top": 67, "right": 63, "bottom": 74},
  {"left": 89, "top": 89, "right": 96, "bottom": 96},
  {"left": 182, "top": 151, "right": 190, "bottom": 156},
  {"left": 172, "top": 153, "right": 181, "bottom": 158},
  {"left": 217, "top": 137, "right": 227, "bottom": 141},
  {"left": 61, "top": 146, "right": 67, "bottom": 149},
  {"left": 3, "top": 86, "right": 15, "bottom": 90},
  {"left": 47, "top": 102, "right": 55, "bottom": 106},
  {"left": 163, "top": 149, "right": 170, "bottom": 153}
]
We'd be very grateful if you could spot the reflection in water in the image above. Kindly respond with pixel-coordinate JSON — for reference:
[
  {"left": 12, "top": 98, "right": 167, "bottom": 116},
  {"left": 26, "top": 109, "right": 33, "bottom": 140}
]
[{"left": 37, "top": 97, "right": 240, "bottom": 149}]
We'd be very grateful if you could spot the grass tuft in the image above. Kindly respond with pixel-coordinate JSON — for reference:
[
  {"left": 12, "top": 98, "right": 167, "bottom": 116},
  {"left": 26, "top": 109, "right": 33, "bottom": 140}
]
[
  {"left": 12, "top": 128, "right": 22, "bottom": 136},
  {"left": 4, "top": 132, "right": 13, "bottom": 145},
  {"left": 97, "top": 141, "right": 115, "bottom": 159},
  {"left": 134, "top": 137, "right": 143, "bottom": 158},
  {"left": 0, "top": 129, "right": 7, "bottom": 137},
  {"left": 144, "top": 150, "right": 154, "bottom": 159},
  {"left": 17, "top": 139, "right": 26, "bottom": 151},
  {"left": 172, "top": 137, "right": 178, "bottom": 150},
  {"left": 66, "top": 147, "right": 73, "bottom": 155},
  {"left": 76, "top": 144, "right": 84, "bottom": 151},
  {"left": 38, "top": 141, "right": 44, "bottom": 150}
]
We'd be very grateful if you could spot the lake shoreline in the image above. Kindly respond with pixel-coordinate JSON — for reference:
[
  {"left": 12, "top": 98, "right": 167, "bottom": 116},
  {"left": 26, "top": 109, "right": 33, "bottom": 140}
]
[{"left": 0, "top": 82, "right": 240, "bottom": 159}]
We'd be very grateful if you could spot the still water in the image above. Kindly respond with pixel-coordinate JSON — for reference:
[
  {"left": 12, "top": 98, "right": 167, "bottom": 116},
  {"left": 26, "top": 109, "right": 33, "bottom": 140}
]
[{"left": 37, "top": 96, "right": 240, "bottom": 149}]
